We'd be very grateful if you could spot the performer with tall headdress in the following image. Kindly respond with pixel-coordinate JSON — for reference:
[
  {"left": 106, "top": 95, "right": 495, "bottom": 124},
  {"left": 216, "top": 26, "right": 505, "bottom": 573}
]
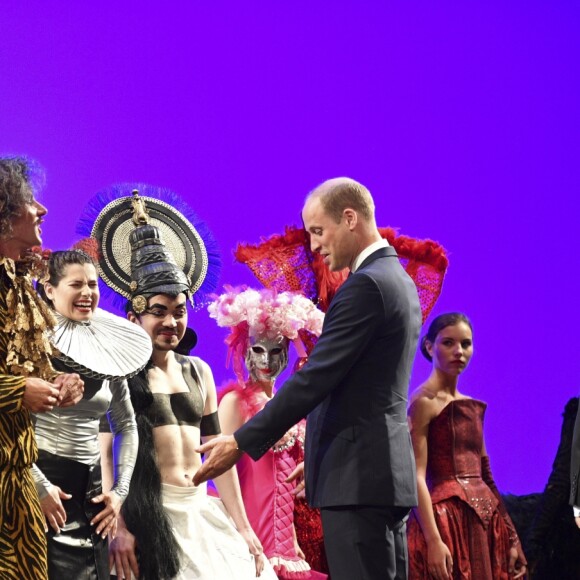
[
  {"left": 211, "top": 286, "right": 327, "bottom": 579},
  {"left": 79, "top": 185, "right": 276, "bottom": 579}
]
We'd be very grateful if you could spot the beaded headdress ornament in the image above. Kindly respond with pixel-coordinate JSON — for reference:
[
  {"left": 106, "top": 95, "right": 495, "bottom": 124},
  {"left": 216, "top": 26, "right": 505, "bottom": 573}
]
[{"left": 77, "top": 183, "right": 220, "bottom": 312}]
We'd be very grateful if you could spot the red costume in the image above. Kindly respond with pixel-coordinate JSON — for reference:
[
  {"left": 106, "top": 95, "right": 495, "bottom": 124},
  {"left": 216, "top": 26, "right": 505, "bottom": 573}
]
[
  {"left": 407, "top": 399, "right": 523, "bottom": 579},
  {"left": 219, "top": 381, "right": 326, "bottom": 579}
]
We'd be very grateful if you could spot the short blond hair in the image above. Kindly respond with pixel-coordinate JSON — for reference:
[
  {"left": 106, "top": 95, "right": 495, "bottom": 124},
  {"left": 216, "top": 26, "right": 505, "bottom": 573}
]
[{"left": 308, "top": 178, "right": 375, "bottom": 224}]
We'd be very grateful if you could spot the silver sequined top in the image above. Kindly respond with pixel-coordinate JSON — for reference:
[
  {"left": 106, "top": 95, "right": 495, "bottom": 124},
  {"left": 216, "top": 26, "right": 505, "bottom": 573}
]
[{"left": 31, "top": 370, "right": 137, "bottom": 501}]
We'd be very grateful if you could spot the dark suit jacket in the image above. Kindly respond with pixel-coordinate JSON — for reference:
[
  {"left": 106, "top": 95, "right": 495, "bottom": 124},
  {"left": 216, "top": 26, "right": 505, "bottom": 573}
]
[
  {"left": 235, "top": 246, "right": 421, "bottom": 509},
  {"left": 569, "top": 399, "right": 580, "bottom": 507}
]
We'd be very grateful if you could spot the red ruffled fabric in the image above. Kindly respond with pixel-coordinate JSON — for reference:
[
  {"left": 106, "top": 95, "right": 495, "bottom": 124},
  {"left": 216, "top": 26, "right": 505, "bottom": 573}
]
[
  {"left": 293, "top": 496, "right": 329, "bottom": 576},
  {"left": 407, "top": 497, "right": 514, "bottom": 579},
  {"left": 235, "top": 225, "right": 448, "bottom": 322}
]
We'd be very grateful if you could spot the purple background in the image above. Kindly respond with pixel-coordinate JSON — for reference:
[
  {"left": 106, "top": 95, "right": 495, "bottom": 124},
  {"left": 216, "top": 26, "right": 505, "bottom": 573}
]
[{"left": 1, "top": 2, "right": 578, "bottom": 495}]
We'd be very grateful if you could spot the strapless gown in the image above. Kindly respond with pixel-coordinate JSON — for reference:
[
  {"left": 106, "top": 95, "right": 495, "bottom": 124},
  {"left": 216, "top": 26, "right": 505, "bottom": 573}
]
[{"left": 407, "top": 399, "right": 518, "bottom": 579}]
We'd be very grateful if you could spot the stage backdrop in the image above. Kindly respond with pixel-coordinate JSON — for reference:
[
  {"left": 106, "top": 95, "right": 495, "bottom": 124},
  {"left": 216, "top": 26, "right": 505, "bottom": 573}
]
[{"left": 1, "top": 2, "right": 578, "bottom": 495}]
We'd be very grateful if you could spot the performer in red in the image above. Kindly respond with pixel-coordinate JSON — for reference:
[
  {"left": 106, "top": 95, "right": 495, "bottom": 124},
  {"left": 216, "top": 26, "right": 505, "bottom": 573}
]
[
  {"left": 407, "top": 313, "right": 527, "bottom": 579},
  {"left": 212, "top": 287, "right": 327, "bottom": 579}
]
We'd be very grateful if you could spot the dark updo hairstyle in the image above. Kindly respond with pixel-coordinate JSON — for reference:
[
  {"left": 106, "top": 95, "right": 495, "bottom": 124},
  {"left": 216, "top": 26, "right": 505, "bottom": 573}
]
[
  {"left": 420, "top": 312, "right": 473, "bottom": 362},
  {"left": 37, "top": 249, "right": 97, "bottom": 307}
]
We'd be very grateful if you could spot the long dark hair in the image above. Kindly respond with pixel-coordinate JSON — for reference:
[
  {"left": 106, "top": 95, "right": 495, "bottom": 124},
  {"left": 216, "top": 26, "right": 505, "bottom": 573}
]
[
  {"left": 420, "top": 312, "right": 473, "bottom": 362},
  {"left": 121, "top": 364, "right": 181, "bottom": 579}
]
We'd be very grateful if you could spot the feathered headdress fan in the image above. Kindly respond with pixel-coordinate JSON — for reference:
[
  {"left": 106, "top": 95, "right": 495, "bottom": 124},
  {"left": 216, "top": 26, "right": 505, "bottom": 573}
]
[
  {"left": 235, "top": 225, "right": 449, "bottom": 323},
  {"left": 76, "top": 183, "right": 221, "bottom": 312}
]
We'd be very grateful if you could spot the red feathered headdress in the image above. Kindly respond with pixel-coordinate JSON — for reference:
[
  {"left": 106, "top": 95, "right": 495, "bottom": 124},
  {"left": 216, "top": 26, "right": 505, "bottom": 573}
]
[{"left": 234, "top": 225, "right": 449, "bottom": 323}]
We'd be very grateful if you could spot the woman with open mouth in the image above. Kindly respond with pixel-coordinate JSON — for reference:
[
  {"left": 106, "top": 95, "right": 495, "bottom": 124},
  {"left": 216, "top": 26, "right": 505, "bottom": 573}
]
[{"left": 31, "top": 248, "right": 151, "bottom": 579}]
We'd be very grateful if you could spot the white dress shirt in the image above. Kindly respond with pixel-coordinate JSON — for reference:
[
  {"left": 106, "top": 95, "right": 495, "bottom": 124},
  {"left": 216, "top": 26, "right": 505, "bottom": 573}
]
[{"left": 351, "top": 238, "right": 390, "bottom": 273}]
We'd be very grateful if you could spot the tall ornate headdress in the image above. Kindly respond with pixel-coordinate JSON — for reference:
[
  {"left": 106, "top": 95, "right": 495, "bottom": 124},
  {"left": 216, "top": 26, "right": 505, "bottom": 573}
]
[
  {"left": 234, "top": 225, "right": 449, "bottom": 323},
  {"left": 76, "top": 183, "right": 220, "bottom": 312},
  {"left": 209, "top": 286, "right": 324, "bottom": 383}
]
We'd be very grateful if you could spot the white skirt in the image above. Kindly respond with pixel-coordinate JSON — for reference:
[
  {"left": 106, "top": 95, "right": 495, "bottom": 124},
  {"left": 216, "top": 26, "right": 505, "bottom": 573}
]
[{"left": 113, "top": 482, "right": 276, "bottom": 579}]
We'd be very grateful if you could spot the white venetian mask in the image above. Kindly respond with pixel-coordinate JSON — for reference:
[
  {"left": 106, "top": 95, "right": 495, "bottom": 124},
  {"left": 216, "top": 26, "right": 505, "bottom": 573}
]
[{"left": 245, "top": 336, "right": 289, "bottom": 383}]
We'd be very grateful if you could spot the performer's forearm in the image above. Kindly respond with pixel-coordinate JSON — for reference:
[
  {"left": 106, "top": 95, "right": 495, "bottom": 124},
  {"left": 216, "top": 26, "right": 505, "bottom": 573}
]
[{"left": 213, "top": 466, "right": 252, "bottom": 531}]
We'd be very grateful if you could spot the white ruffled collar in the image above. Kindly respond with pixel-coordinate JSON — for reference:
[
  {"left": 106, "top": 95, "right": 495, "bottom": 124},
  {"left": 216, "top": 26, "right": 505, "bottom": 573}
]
[{"left": 51, "top": 308, "right": 152, "bottom": 380}]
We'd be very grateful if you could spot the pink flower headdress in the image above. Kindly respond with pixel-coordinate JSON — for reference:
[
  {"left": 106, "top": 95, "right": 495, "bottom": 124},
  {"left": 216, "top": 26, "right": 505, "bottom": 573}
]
[{"left": 208, "top": 286, "right": 324, "bottom": 383}]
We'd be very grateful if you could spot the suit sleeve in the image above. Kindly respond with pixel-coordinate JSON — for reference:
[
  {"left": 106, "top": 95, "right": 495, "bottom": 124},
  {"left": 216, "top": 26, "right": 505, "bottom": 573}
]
[{"left": 235, "top": 274, "right": 383, "bottom": 460}]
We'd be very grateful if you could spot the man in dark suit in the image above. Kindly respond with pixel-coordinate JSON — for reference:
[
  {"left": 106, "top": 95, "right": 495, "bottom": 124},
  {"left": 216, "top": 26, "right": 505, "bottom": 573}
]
[{"left": 195, "top": 177, "right": 422, "bottom": 579}]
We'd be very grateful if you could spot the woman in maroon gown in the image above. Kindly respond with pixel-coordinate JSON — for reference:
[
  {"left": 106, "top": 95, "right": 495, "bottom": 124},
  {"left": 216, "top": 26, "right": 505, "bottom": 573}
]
[{"left": 407, "top": 313, "right": 527, "bottom": 579}]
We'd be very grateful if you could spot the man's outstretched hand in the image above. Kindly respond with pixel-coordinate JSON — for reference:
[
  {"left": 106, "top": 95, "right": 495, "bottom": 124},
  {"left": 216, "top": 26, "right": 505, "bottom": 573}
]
[{"left": 193, "top": 435, "right": 243, "bottom": 485}]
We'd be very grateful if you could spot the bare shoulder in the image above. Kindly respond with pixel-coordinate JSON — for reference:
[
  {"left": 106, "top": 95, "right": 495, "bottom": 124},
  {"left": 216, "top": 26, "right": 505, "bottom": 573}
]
[
  {"left": 219, "top": 389, "right": 241, "bottom": 408},
  {"left": 409, "top": 384, "right": 440, "bottom": 407},
  {"left": 184, "top": 356, "right": 217, "bottom": 386},
  {"left": 186, "top": 355, "right": 211, "bottom": 373},
  {"left": 408, "top": 386, "right": 444, "bottom": 423},
  {"left": 217, "top": 389, "right": 245, "bottom": 432}
]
